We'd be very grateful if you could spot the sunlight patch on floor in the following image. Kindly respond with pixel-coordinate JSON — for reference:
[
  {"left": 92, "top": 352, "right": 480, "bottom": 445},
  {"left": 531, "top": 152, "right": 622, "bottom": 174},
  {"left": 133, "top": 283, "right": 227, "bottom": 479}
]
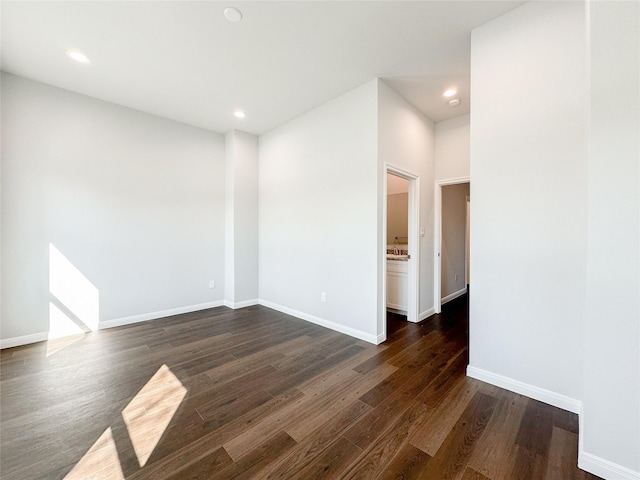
[
  {"left": 46, "top": 302, "right": 86, "bottom": 356},
  {"left": 64, "top": 427, "right": 124, "bottom": 480},
  {"left": 122, "top": 364, "right": 187, "bottom": 467}
]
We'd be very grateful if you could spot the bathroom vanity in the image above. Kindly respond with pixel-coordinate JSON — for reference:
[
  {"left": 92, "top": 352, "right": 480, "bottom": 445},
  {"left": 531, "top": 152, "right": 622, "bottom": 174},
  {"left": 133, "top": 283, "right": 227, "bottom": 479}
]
[{"left": 387, "top": 254, "right": 408, "bottom": 313}]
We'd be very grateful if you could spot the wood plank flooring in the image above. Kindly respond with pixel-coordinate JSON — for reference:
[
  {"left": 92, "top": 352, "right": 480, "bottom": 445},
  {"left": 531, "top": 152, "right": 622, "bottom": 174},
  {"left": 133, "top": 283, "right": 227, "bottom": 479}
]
[{"left": 0, "top": 296, "right": 601, "bottom": 479}]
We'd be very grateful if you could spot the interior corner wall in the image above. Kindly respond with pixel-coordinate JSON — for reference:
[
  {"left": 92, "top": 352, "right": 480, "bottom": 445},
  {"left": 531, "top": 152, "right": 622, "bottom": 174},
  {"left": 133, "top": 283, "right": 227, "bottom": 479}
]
[
  {"left": 225, "top": 130, "right": 259, "bottom": 307},
  {"left": 468, "top": 1, "right": 588, "bottom": 404},
  {"left": 0, "top": 73, "right": 226, "bottom": 342},
  {"left": 582, "top": 1, "right": 640, "bottom": 476},
  {"left": 441, "top": 183, "right": 469, "bottom": 299},
  {"left": 258, "top": 80, "right": 379, "bottom": 342},
  {"left": 377, "top": 79, "right": 436, "bottom": 326},
  {"left": 435, "top": 113, "right": 470, "bottom": 181},
  {"left": 225, "top": 132, "right": 236, "bottom": 304}
]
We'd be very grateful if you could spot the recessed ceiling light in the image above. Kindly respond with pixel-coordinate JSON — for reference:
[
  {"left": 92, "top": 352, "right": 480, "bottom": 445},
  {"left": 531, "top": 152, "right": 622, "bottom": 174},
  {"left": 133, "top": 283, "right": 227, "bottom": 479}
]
[
  {"left": 224, "top": 7, "right": 243, "bottom": 22},
  {"left": 66, "top": 50, "right": 91, "bottom": 64},
  {"left": 443, "top": 89, "right": 457, "bottom": 98},
  {"left": 448, "top": 99, "right": 461, "bottom": 107},
  {"left": 233, "top": 110, "right": 246, "bottom": 119}
]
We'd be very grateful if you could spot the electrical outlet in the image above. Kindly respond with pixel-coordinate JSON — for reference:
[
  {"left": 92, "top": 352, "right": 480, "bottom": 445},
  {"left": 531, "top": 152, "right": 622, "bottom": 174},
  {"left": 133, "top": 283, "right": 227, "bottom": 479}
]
[
  {"left": 455, "top": 274, "right": 458, "bottom": 281},
  {"left": 209, "top": 280, "right": 215, "bottom": 288},
  {"left": 321, "top": 292, "right": 326, "bottom": 302}
]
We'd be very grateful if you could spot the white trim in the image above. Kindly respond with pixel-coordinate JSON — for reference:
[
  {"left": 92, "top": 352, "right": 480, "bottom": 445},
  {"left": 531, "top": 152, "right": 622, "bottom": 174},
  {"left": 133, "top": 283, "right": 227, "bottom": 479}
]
[
  {"left": 441, "top": 287, "right": 468, "bottom": 305},
  {"left": 437, "top": 176, "right": 472, "bottom": 187},
  {"left": 466, "top": 365, "right": 582, "bottom": 414},
  {"left": 224, "top": 299, "right": 259, "bottom": 309},
  {"left": 578, "top": 403, "right": 639, "bottom": 480},
  {"left": 99, "top": 301, "right": 224, "bottom": 330},
  {"left": 386, "top": 303, "right": 407, "bottom": 313},
  {"left": 387, "top": 305, "right": 437, "bottom": 323},
  {"left": 434, "top": 176, "right": 470, "bottom": 314},
  {"left": 434, "top": 182, "right": 442, "bottom": 313},
  {"left": 579, "top": 402, "right": 585, "bottom": 471},
  {"left": 0, "top": 332, "right": 49, "bottom": 349},
  {"left": 465, "top": 196, "right": 470, "bottom": 285},
  {"left": 579, "top": 452, "right": 640, "bottom": 480},
  {"left": 418, "top": 307, "right": 436, "bottom": 322},
  {"left": 259, "top": 299, "right": 380, "bottom": 345}
]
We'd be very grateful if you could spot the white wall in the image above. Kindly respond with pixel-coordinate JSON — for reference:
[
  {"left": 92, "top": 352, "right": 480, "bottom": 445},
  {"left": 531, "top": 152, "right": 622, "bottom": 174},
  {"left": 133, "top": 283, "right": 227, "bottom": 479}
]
[
  {"left": 441, "top": 183, "right": 469, "bottom": 299},
  {"left": 469, "top": 1, "right": 587, "bottom": 405},
  {"left": 435, "top": 114, "right": 470, "bottom": 181},
  {"left": 225, "top": 130, "right": 259, "bottom": 307},
  {"left": 377, "top": 79, "right": 436, "bottom": 326},
  {"left": 1, "top": 73, "right": 226, "bottom": 343},
  {"left": 259, "top": 80, "right": 379, "bottom": 342},
  {"left": 582, "top": 1, "right": 640, "bottom": 477},
  {"left": 259, "top": 79, "right": 434, "bottom": 342}
]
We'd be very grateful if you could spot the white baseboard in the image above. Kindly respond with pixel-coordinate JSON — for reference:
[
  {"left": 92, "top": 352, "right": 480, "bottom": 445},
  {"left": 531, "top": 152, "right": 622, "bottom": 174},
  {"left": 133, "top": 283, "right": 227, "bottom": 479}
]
[
  {"left": 259, "top": 299, "right": 380, "bottom": 345},
  {"left": 466, "top": 365, "right": 582, "bottom": 414},
  {"left": 1, "top": 300, "right": 228, "bottom": 349},
  {"left": 442, "top": 287, "right": 467, "bottom": 305},
  {"left": 418, "top": 307, "right": 436, "bottom": 321},
  {"left": 99, "top": 301, "right": 224, "bottom": 330},
  {"left": 386, "top": 303, "right": 406, "bottom": 314},
  {"left": 387, "top": 307, "right": 434, "bottom": 323},
  {"left": 579, "top": 451, "right": 640, "bottom": 480},
  {"left": 0, "top": 331, "right": 49, "bottom": 349},
  {"left": 578, "top": 402, "right": 639, "bottom": 480},
  {"left": 224, "top": 299, "right": 259, "bottom": 310}
]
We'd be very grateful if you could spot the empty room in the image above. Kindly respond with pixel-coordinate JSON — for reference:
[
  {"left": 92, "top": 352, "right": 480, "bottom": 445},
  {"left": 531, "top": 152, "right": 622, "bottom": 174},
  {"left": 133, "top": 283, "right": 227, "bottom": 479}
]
[{"left": 1, "top": 1, "right": 638, "bottom": 479}]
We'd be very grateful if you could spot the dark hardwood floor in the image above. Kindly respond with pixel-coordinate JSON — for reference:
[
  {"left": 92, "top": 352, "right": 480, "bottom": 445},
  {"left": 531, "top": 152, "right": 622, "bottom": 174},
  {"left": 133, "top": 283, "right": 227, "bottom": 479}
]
[{"left": 0, "top": 296, "right": 601, "bottom": 479}]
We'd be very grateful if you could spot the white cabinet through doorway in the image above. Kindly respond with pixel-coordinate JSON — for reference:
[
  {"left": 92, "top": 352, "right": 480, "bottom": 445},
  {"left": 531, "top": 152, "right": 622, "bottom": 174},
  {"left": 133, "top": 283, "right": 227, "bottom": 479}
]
[{"left": 387, "top": 260, "right": 408, "bottom": 312}]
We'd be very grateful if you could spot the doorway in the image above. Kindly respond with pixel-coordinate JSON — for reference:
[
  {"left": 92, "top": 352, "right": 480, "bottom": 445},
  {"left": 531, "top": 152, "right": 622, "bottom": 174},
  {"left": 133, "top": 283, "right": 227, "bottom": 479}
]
[
  {"left": 386, "top": 173, "right": 409, "bottom": 316},
  {"left": 434, "top": 177, "right": 470, "bottom": 314},
  {"left": 383, "top": 165, "right": 419, "bottom": 342}
]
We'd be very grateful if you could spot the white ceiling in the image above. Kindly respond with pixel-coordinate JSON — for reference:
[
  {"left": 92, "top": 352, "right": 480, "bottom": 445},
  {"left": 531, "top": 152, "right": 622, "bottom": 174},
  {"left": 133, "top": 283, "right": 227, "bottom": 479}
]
[{"left": 1, "top": 1, "right": 525, "bottom": 135}]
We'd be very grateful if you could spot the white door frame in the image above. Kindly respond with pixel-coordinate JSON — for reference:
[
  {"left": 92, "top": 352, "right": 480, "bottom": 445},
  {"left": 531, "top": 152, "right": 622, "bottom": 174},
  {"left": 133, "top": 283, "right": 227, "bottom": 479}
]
[
  {"left": 434, "top": 176, "right": 470, "bottom": 314},
  {"left": 383, "top": 165, "right": 420, "bottom": 336}
]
